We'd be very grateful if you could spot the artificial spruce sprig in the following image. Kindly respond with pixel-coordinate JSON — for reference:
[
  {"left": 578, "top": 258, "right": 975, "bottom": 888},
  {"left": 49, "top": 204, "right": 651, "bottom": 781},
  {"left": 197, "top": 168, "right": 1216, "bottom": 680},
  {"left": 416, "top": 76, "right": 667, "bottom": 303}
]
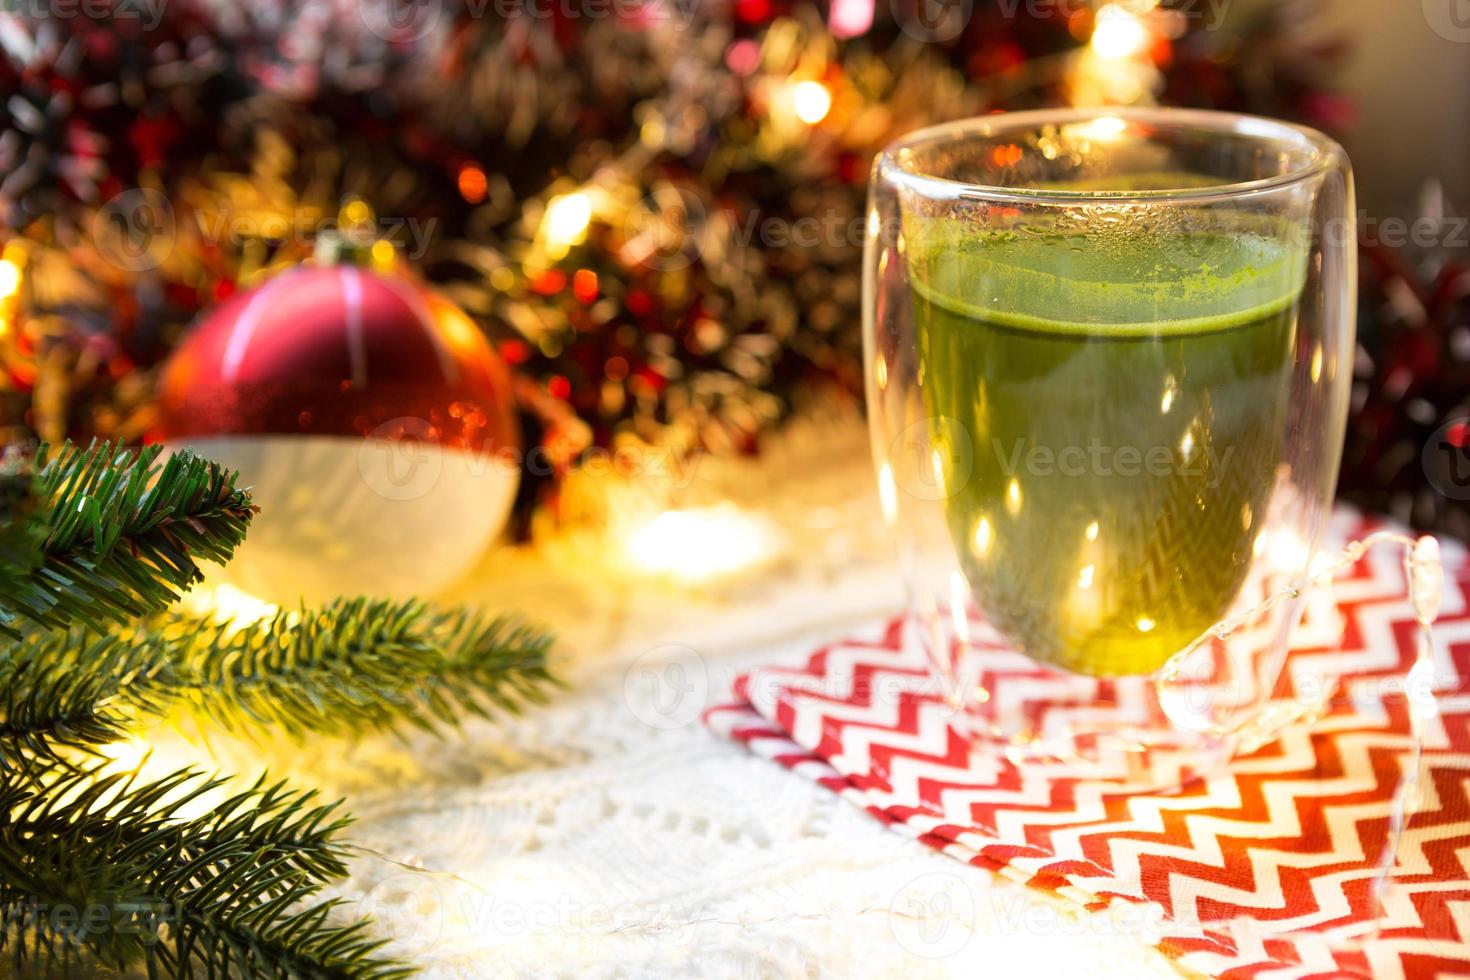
[
  {"left": 0, "top": 440, "right": 560, "bottom": 977},
  {"left": 167, "top": 599, "right": 557, "bottom": 738},
  {"left": 0, "top": 760, "right": 410, "bottom": 979},
  {"left": 0, "top": 441, "right": 256, "bottom": 638},
  {"left": 0, "top": 600, "right": 558, "bottom": 767}
]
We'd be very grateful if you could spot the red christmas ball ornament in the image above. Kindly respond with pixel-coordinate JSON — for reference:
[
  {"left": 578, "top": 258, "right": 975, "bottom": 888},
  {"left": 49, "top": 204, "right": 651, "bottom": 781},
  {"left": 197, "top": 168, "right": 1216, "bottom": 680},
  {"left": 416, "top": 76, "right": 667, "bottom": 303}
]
[{"left": 154, "top": 263, "right": 520, "bottom": 604}]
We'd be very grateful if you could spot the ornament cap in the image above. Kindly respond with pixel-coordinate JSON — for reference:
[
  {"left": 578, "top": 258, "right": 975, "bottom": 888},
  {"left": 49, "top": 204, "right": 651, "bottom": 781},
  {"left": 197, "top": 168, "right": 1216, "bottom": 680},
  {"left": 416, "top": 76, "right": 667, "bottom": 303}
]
[
  {"left": 313, "top": 199, "right": 398, "bottom": 270},
  {"left": 313, "top": 229, "right": 394, "bottom": 270}
]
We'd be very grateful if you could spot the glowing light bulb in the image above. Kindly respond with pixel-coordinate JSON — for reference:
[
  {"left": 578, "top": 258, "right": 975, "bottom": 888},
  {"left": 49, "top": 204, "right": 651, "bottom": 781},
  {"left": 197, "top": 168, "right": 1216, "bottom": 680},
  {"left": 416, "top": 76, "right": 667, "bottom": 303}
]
[
  {"left": 0, "top": 258, "right": 20, "bottom": 299},
  {"left": 1091, "top": 5, "right": 1151, "bottom": 59},
  {"left": 930, "top": 448, "right": 947, "bottom": 495},
  {"left": 1264, "top": 529, "right": 1311, "bottom": 570},
  {"left": 100, "top": 736, "right": 231, "bottom": 819},
  {"left": 340, "top": 199, "right": 373, "bottom": 229},
  {"left": 1078, "top": 564, "right": 1096, "bottom": 590},
  {"left": 1085, "top": 520, "right": 1100, "bottom": 542},
  {"left": 1136, "top": 616, "right": 1156, "bottom": 633},
  {"left": 457, "top": 163, "right": 488, "bottom": 204},
  {"left": 878, "top": 462, "right": 899, "bottom": 524},
  {"left": 950, "top": 571, "right": 972, "bottom": 643},
  {"left": 973, "top": 516, "right": 993, "bottom": 556},
  {"left": 624, "top": 506, "right": 779, "bottom": 582},
  {"left": 828, "top": 0, "right": 874, "bottom": 38},
  {"left": 1412, "top": 535, "right": 1444, "bottom": 625},
  {"left": 1006, "top": 478, "right": 1023, "bottom": 514},
  {"left": 543, "top": 192, "right": 593, "bottom": 255},
  {"left": 185, "top": 582, "right": 280, "bottom": 630},
  {"left": 791, "top": 81, "right": 832, "bottom": 125},
  {"left": 1073, "top": 116, "right": 1130, "bottom": 142},
  {"left": 99, "top": 736, "right": 151, "bottom": 773},
  {"left": 369, "top": 239, "right": 396, "bottom": 271}
]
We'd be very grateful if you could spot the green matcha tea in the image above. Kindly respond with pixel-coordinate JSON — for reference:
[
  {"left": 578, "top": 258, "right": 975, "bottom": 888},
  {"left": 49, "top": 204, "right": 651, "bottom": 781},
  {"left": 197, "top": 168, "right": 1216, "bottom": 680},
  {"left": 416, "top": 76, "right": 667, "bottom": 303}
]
[{"left": 908, "top": 226, "right": 1305, "bottom": 676}]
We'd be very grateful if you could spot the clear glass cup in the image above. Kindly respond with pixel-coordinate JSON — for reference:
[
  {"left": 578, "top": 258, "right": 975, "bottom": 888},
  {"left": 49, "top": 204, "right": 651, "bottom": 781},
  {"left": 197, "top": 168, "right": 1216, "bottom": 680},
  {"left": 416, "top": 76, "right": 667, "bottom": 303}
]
[{"left": 864, "top": 108, "right": 1356, "bottom": 786}]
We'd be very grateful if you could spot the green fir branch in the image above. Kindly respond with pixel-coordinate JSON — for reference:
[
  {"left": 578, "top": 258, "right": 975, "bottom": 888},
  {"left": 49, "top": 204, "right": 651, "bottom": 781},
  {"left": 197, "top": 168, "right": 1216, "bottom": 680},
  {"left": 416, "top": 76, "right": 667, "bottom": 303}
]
[
  {"left": 162, "top": 599, "right": 558, "bottom": 739},
  {"left": 0, "top": 600, "right": 558, "bottom": 768},
  {"left": 0, "top": 442, "right": 558, "bottom": 978},
  {"left": 0, "top": 760, "right": 409, "bottom": 979},
  {"left": 0, "top": 441, "right": 256, "bottom": 638}
]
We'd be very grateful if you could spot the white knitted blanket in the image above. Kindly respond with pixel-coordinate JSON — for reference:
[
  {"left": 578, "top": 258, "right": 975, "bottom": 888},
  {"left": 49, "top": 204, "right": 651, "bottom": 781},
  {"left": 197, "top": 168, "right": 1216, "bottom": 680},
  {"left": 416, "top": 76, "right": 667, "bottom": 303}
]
[{"left": 165, "top": 415, "right": 1179, "bottom": 979}]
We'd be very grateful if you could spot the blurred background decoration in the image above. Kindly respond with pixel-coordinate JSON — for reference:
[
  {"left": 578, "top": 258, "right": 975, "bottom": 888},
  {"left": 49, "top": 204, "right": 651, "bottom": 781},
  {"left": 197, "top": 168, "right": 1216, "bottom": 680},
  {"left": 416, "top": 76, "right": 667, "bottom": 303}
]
[{"left": 0, "top": 0, "right": 1465, "bottom": 541}]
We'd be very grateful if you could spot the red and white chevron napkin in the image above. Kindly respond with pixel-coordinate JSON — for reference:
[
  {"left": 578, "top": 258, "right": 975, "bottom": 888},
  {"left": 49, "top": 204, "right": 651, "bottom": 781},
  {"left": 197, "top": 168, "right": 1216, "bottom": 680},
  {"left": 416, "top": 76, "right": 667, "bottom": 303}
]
[{"left": 706, "top": 510, "right": 1470, "bottom": 979}]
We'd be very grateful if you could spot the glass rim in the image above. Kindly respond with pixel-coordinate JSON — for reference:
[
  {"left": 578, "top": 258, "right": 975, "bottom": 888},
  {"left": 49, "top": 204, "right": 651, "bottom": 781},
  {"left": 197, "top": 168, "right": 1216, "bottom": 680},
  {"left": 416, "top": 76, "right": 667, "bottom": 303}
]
[{"left": 878, "top": 107, "right": 1344, "bottom": 206}]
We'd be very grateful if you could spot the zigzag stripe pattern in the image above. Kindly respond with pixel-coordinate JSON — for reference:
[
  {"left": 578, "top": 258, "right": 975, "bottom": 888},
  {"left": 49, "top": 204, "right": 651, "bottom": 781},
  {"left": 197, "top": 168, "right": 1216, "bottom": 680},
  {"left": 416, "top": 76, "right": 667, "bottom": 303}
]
[{"left": 709, "top": 509, "right": 1470, "bottom": 979}]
